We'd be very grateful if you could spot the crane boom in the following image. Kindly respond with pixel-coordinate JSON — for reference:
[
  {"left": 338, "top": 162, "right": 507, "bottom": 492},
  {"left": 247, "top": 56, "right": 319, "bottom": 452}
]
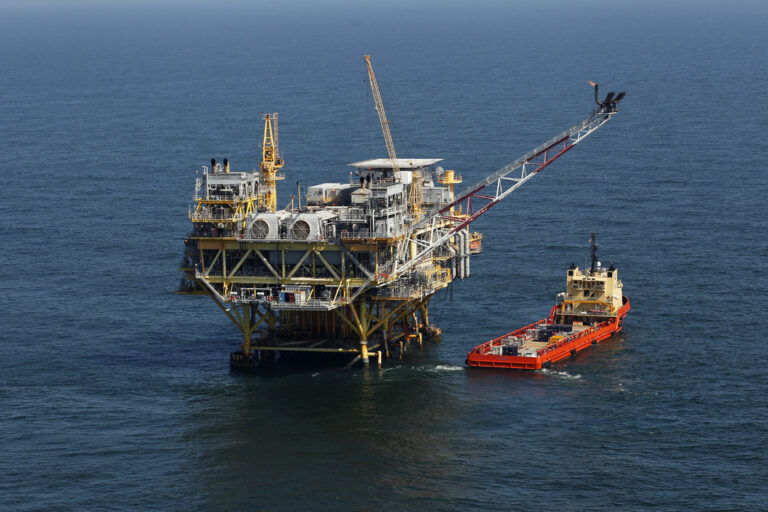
[
  {"left": 392, "top": 109, "right": 618, "bottom": 277},
  {"left": 364, "top": 55, "right": 401, "bottom": 181}
]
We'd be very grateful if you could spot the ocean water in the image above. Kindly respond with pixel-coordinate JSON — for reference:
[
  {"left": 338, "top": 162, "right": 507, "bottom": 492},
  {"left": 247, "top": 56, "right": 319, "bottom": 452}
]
[{"left": 2, "top": 1, "right": 767, "bottom": 510}]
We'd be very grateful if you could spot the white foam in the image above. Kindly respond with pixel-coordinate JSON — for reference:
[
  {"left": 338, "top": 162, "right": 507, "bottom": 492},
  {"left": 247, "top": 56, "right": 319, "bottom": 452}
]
[
  {"left": 541, "top": 368, "right": 582, "bottom": 380},
  {"left": 412, "top": 364, "right": 466, "bottom": 373},
  {"left": 433, "top": 364, "right": 465, "bottom": 372}
]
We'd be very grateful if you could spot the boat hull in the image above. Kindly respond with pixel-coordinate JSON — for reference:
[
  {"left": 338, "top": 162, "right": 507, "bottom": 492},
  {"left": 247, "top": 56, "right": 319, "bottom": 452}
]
[{"left": 466, "top": 297, "right": 630, "bottom": 370}]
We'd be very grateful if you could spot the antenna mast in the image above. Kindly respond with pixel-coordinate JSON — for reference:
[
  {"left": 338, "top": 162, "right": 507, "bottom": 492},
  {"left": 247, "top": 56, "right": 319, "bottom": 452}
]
[{"left": 590, "top": 231, "right": 599, "bottom": 273}]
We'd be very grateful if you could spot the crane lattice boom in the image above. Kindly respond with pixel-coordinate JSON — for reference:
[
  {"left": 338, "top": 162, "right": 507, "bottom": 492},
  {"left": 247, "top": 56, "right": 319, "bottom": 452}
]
[
  {"left": 364, "top": 55, "right": 401, "bottom": 182},
  {"left": 392, "top": 109, "right": 618, "bottom": 276}
]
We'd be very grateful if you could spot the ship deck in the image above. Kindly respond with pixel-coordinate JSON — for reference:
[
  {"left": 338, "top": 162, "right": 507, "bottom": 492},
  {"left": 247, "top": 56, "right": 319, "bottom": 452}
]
[
  {"left": 467, "top": 297, "right": 630, "bottom": 369},
  {"left": 515, "top": 323, "right": 592, "bottom": 354}
]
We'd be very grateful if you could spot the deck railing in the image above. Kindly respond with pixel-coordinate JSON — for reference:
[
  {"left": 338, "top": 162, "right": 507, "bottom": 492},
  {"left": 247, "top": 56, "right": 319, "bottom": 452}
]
[{"left": 536, "top": 320, "right": 611, "bottom": 356}]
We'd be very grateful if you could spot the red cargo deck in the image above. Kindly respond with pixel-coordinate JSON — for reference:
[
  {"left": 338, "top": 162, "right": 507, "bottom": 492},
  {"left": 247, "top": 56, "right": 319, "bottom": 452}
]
[{"left": 466, "top": 297, "right": 630, "bottom": 370}]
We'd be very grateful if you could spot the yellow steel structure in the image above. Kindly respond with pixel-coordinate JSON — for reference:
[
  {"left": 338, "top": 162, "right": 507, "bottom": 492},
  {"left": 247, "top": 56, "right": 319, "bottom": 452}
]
[
  {"left": 180, "top": 235, "right": 448, "bottom": 367},
  {"left": 259, "top": 113, "right": 284, "bottom": 211}
]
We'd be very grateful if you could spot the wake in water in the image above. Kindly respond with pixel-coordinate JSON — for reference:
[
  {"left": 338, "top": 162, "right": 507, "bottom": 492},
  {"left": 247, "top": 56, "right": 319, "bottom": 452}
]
[
  {"left": 386, "top": 364, "right": 465, "bottom": 373},
  {"left": 434, "top": 364, "right": 465, "bottom": 372},
  {"left": 540, "top": 368, "right": 583, "bottom": 380}
]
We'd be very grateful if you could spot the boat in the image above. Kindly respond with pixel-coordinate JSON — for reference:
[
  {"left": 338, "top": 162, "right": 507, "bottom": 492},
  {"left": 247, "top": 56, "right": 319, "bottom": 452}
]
[
  {"left": 466, "top": 233, "right": 629, "bottom": 370},
  {"left": 469, "top": 232, "right": 483, "bottom": 254}
]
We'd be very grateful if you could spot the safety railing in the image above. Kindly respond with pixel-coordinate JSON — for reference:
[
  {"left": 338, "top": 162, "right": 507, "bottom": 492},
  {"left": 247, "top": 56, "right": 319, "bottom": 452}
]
[
  {"left": 271, "top": 299, "right": 336, "bottom": 311},
  {"left": 536, "top": 320, "right": 612, "bottom": 357},
  {"left": 189, "top": 211, "right": 243, "bottom": 222}
]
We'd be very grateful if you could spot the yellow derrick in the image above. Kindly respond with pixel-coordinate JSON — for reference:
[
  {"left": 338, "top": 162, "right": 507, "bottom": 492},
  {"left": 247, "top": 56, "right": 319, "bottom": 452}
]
[{"left": 260, "top": 113, "right": 285, "bottom": 211}]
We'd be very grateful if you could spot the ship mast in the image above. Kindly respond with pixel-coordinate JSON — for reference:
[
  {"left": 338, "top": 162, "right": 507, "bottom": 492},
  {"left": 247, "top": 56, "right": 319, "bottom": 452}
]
[{"left": 590, "top": 231, "right": 599, "bottom": 273}]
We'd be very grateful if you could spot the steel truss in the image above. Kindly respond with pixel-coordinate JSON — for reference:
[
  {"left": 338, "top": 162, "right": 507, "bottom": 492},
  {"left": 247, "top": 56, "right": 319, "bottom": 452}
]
[
  {"left": 392, "top": 110, "right": 616, "bottom": 277},
  {"left": 198, "top": 283, "right": 434, "bottom": 364}
]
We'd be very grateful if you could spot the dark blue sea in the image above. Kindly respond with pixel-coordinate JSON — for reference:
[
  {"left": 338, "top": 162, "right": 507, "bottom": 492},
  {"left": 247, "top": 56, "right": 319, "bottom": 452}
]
[{"left": 2, "top": 1, "right": 767, "bottom": 510}]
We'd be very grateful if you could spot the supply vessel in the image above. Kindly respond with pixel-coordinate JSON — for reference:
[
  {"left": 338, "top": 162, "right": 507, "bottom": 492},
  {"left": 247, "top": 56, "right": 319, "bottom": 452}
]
[
  {"left": 176, "top": 55, "right": 625, "bottom": 368},
  {"left": 466, "top": 233, "right": 629, "bottom": 370}
]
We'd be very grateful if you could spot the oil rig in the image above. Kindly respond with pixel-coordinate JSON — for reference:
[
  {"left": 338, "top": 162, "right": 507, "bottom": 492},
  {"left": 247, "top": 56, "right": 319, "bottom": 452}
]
[{"left": 177, "top": 57, "right": 623, "bottom": 368}]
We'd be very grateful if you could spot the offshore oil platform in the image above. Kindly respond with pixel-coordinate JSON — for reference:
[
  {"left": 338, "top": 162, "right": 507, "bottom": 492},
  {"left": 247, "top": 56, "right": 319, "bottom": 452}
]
[{"left": 177, "top": 56, "right": 624, "bottom": 368}]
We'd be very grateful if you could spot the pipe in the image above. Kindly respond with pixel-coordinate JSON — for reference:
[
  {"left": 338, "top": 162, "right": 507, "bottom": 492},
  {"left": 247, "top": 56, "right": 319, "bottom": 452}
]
[
  {"left": 464, "top": 229, "right": 471, "bottom": 278},
  {"left": 446, "top": 244, "right": 457, "bottom": 281}
]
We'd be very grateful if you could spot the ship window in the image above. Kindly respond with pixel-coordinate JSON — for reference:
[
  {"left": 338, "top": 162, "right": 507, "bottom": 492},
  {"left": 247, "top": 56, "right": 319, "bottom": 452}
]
[
  {"left": 568, "top": 270, "right": 573, "bottom": 276},
  {"left": 607, "top": 271, "right": 613, "bottom": 277}
]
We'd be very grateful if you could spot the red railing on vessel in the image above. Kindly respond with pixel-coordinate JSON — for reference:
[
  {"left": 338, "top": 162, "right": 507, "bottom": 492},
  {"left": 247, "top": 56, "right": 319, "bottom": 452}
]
[
  {"left": 537, "top": 298, "right": 630, "bottom": 356},
  {"left": 470, "top": 298, "right": 630, "bottom": 359},
  {"left": 470, "top": 317, "right": 550, "bottom": 356},
  {"left": 536, "top": 321, "right": 609, "bottom": 356}
]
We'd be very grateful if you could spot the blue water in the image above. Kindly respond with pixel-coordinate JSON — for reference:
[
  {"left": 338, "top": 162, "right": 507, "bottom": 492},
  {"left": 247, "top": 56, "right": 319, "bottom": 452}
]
[{"left": 2, "top": 1, "right": 767, "bottom": 510}]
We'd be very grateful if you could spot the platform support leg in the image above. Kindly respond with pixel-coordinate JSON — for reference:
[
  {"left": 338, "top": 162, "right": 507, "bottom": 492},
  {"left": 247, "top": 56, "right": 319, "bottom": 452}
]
[
  {"left": 383, "top": 319, "right": 391, "bottom": 359},
  {"left": 348, "top": 299, "right": 372, "bottom": 366},
  {"left": 241, "top": 304, "right": 253, "bottom": 355},
  {"left": 420, "top": 299, "right": 430, "bottom": 327},
  {"left": 360, "top": 339, "right": 369, "bottom": 367},
  {"left": 266, "top": 308, "right": 277, "bottom": 338}
]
